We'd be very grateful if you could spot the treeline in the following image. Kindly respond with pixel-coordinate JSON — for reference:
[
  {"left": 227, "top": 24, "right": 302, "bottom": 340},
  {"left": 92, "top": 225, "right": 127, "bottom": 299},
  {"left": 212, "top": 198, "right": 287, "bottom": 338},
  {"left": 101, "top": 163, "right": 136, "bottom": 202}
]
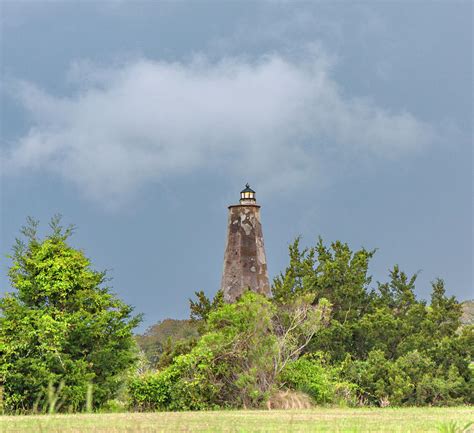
[
  {"left": 135, "top": 319, "right": 199, "bottom": 369},
  {"left": 0, "top": 218, "right": 472, "bottom": 413},
  {"left": 131, "top": 239, "right": 473, "bottom": 409}
]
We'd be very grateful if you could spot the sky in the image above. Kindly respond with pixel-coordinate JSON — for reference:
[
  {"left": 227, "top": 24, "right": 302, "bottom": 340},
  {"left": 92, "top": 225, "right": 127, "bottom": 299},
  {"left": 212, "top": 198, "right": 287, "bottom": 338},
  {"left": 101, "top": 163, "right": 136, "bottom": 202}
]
[{"left": 0, "top": 1, "right": 472, "bottom": 332}]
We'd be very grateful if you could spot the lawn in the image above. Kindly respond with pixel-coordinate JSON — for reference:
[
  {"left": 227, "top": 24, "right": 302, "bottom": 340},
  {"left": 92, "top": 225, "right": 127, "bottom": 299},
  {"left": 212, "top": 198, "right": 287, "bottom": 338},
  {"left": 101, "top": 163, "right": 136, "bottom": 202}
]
[{"left": 0, "top": 407, "right": 473, "bottom": 433}]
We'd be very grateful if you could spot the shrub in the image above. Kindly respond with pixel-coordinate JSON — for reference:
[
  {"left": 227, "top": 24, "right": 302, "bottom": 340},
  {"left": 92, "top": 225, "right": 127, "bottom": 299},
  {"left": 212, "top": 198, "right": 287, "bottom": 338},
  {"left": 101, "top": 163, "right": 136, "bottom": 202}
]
[
  {"left": 279, "top": 354, "right": 336, "bottom": 404},
  {"left": 129, "top": 370, "right": 176, "bottom": 411},
  {"left": 128, "top": 349, "right": 218, "bottom": 411},
  {"left": 341, "top": 349, "right": 469, "bottom": 406},
  {"left": 279, "top": 354, "right": 357, "bottom": 406},
  {"left": 129, "top": 292, "right": 330, "bottom": 410}
]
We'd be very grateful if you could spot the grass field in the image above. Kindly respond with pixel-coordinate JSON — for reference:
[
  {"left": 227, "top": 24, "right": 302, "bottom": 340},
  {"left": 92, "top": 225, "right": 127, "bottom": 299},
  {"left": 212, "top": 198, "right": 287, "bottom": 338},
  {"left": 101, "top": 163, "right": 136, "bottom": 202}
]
[{"left": 0, "top": 407, "right": 473, "bottom": 433}]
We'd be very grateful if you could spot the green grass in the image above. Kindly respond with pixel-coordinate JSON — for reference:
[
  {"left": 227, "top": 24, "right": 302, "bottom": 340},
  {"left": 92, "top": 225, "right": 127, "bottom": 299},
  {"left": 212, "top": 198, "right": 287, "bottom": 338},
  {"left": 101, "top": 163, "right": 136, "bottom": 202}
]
[{"left": 0, "top": 407, "right": 472, "bottom": 433}]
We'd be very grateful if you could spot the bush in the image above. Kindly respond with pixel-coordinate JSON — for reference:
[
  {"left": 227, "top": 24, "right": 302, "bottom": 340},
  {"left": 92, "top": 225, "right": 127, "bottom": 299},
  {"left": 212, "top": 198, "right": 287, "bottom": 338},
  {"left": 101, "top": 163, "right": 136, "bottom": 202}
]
[
  {"left": 279, "top": 354, "right": 336, "bottom": 404},
  {"left": 129, "top": 371, "right": 175, "bottom": 411},
  {"left": 128, "top": 349, "right": 218, "bottom": 411},
  {"left": 279, "top": 354, "right": 357, "bottom": 406},
  {"left": 129, "top": 292, "right": 330, "bottom": 410},
  {"left": 130, "top": 293, "right": 276, "bottom": 410},
  {"left": 341, "top": 349, "right": 469, "bottom": 406}
]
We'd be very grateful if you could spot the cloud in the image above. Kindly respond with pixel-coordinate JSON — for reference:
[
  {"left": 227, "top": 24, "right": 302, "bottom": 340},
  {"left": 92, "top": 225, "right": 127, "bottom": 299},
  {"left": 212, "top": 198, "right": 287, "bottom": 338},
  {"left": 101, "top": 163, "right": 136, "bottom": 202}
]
[{"left": 2, "top": 50, "right": 435, "bottom": 205}]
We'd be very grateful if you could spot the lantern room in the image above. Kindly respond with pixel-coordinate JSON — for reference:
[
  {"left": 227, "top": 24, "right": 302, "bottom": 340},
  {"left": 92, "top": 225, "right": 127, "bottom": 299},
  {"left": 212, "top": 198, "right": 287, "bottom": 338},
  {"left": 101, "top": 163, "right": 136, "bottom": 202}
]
[{"left": 240, "top": 183, "right": 256, "bottom": 205}]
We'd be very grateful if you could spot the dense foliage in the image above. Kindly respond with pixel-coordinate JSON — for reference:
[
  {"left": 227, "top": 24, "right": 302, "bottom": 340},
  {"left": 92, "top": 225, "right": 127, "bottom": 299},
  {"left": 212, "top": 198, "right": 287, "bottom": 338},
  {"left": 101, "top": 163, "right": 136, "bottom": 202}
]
[
  {"left": 272, "top": 238, "right": 473, "bottom": 406},
  {"left": 2, "top": 217, "right": 472, "bottom": 412},
  {"left": 0, "top": 217, "right": 141, "bottom": 413},
  {"left": 134, "top": 237, "right": 473, "bottom": 409},
  {"left": 129, "top": 291, "right": 330, "bottom": 410}
]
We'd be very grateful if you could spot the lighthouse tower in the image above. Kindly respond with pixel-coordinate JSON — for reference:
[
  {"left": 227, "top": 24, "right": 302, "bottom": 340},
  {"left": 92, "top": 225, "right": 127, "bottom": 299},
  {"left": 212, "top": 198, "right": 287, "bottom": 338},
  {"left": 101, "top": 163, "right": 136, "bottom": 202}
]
[{"left": 221, "top": 184, "right": 271, "bottom": 303}]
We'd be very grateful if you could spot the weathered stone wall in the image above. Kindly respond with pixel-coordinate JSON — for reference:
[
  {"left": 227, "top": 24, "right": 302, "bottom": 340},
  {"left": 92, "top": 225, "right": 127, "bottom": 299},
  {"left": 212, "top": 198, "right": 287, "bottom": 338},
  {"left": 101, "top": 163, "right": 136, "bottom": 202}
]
[{"left": 221, "top": 204, "right": 271, "bottom": 303}]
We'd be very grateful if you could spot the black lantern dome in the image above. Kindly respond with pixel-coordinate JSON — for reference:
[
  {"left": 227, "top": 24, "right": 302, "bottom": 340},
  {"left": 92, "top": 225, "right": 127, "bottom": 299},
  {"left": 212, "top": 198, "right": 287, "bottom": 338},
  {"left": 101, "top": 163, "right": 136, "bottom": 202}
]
[{"left": 240, "top": 183, "right": 256, "bottom": 204}]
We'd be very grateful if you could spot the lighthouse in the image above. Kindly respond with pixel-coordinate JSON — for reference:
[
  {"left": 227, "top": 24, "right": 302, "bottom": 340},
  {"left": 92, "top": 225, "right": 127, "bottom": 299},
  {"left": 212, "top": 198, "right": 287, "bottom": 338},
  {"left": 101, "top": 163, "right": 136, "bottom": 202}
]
[{"left": 221, "top": 184, "right": 271, "bottom": 303}]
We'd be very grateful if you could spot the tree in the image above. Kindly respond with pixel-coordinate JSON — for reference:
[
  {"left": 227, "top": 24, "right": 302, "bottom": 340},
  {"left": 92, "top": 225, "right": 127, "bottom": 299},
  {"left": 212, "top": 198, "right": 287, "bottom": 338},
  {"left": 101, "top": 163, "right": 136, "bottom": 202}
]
[
  {"left": 189, "top": 290, "right": 224, "bottom": 323},
  {"left": 273, "top": 237, "right": 375, "bottom": 322},
  {"left": 273, "top": 238, "right": 376, "bottom": 361},
  {"left": 0, "top": 216, "right": 141, "bottom": 412}
]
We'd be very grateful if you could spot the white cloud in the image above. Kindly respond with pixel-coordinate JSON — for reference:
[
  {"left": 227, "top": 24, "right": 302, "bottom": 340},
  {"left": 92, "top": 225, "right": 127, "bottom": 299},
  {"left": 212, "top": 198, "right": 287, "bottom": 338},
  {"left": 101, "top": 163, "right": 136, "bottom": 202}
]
[{"left": 2, "top": 50, "right": 435, "bottom": 205}]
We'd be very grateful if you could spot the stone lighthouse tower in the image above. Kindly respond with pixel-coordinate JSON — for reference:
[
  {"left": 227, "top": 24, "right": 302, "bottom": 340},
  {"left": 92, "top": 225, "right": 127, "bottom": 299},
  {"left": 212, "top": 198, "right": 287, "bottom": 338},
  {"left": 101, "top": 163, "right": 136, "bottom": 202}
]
[{"left": 221, "top": 184, "right": 271, "bottom": 303}]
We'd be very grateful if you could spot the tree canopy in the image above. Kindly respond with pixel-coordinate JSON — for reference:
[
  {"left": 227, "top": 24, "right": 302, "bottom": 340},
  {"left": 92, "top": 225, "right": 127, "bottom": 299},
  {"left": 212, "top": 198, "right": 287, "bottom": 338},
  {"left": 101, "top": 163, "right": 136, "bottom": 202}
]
[
  {"left": 272, "top": 238, "right": 473, "bottom": 406},
  {"left": 0, "top": 216, "right": 141, "bottom": 412}
]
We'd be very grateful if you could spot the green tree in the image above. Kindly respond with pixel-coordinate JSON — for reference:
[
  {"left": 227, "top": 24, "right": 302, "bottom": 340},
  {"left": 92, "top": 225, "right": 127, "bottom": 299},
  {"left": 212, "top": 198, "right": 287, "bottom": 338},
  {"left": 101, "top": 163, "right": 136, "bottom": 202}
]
[
  {"left": 273, "top": 238, "right": 375, "bottom": 361},
  {"left": 0, "top": 216, "right": 141, "bottom": 412},
  {"left": 189, "top": 290, "right": 224, "bottom": 323},
  {"left": 273, "top": 237, "right": 374, "bottom": 322}
]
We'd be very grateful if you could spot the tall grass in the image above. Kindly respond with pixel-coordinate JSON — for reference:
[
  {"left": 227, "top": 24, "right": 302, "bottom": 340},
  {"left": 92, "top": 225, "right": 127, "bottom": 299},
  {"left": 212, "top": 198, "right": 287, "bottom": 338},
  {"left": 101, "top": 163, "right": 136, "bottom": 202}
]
[
  {"left": 0, "top": 386, "right": 4, "bottom": 415},
  {"left": 27, "top": 381, "right": 94, "bottom": 415},
  {"left": 86, "top": 383, "right": 93, "bottom": 413}
]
